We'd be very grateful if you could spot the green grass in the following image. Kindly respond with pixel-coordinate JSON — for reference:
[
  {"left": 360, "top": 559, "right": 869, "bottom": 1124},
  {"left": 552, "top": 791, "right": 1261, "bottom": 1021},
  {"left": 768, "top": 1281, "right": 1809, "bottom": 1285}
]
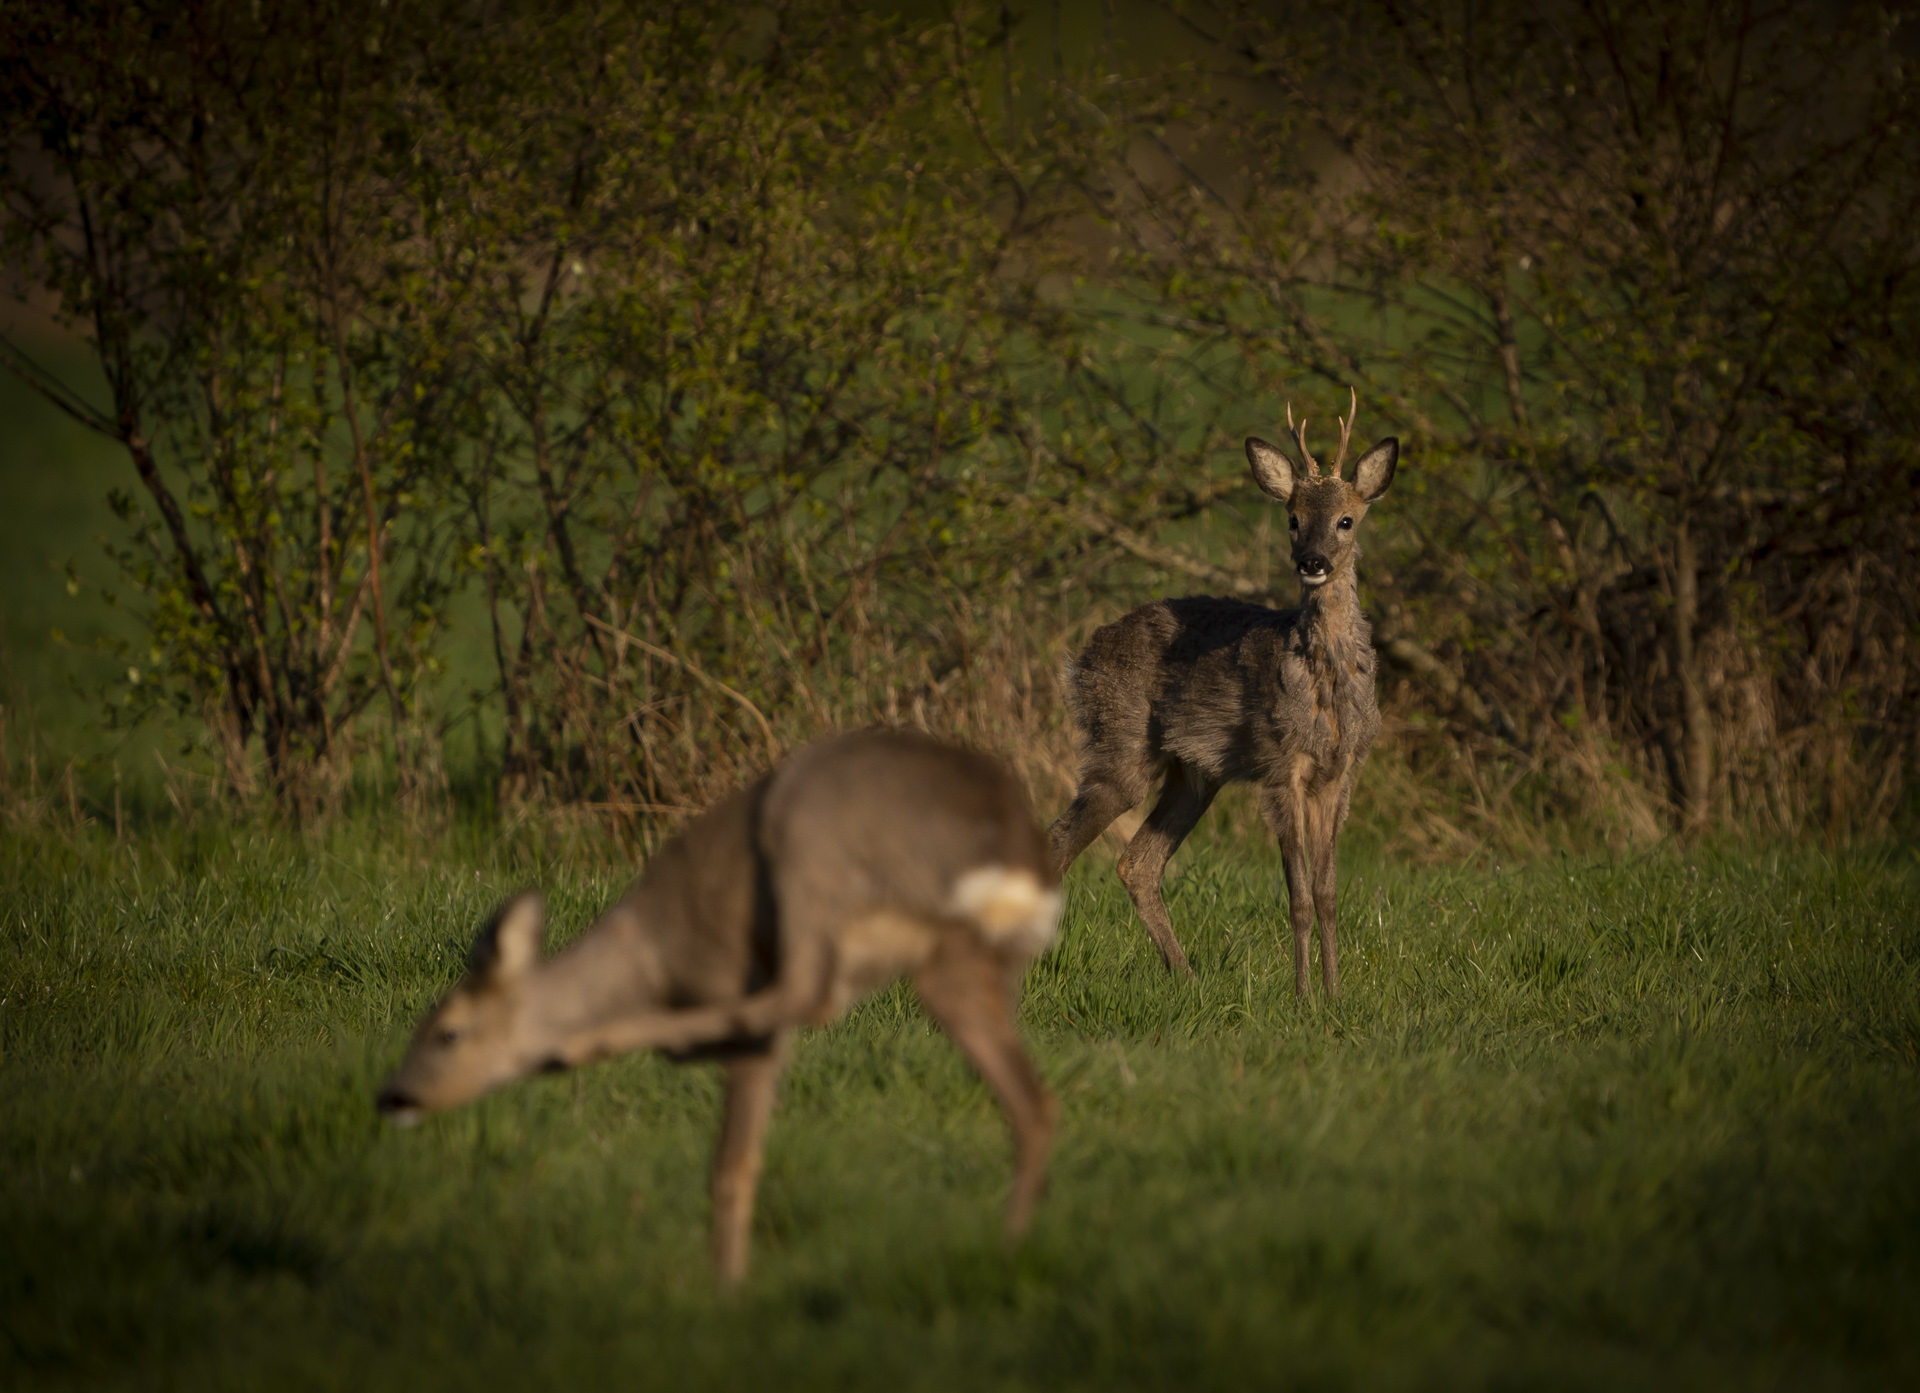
[{"left": 2, "top": 816, "right": 1916, "bottom": 1391}]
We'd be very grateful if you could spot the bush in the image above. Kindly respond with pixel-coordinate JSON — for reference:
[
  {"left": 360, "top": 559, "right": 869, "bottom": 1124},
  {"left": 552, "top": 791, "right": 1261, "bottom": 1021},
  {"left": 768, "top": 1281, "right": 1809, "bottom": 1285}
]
[{"left": 4, "top": 0, "right": 1915, "bottom": 845}]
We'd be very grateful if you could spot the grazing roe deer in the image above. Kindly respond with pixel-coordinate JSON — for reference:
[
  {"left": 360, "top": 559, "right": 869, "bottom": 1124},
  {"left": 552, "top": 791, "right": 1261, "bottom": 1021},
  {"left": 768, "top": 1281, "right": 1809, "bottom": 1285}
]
[
  {"left": 1049, "top": 393, "right": 1398, "bottom": 994},
  {"left": 376, "top": 729, "right": 1061, "bottom": 1285}
]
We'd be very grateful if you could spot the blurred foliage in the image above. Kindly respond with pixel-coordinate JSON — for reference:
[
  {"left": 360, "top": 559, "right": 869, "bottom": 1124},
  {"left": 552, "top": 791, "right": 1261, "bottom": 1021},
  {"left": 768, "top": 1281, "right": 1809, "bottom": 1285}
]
[
  {"left": 2, "top": 0, "right": 1915, "bottom": 844},
  {"left": 1083, "top": 0, "right": 1920, "bottom": 843}
]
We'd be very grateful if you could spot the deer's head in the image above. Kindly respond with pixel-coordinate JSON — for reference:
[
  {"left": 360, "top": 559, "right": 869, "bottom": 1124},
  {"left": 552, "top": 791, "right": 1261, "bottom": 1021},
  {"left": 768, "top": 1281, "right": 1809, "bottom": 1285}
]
[
  {"left": 376, "top": 892, "right": 559, "bottom": 1125},
  {"left": 1245, "top": 391, "right": 1397, "bottom": 591}
]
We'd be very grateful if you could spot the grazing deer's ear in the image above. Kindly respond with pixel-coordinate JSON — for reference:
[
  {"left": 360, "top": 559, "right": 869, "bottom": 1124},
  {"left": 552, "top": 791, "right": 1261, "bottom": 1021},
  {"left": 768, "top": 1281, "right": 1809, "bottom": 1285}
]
[
  {"left": 1351, "top": 438, "right": 1398, "bottom": 501},
  {"left": 470, "top": 891, "right": 545, "bottom": 983},
  {"left": 1246, "top": 437, "right": 1297, "bottom": 502}
]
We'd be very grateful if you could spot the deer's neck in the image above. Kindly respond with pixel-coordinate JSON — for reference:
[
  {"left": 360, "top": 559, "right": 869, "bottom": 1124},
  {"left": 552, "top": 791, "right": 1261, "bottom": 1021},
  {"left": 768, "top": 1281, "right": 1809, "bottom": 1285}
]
[
  {"left": 1298, "top": 567, "right": 1370, "bottom": 671},
  {"left": 523, "top": 909, "right": 672, "bottom": 1044}
]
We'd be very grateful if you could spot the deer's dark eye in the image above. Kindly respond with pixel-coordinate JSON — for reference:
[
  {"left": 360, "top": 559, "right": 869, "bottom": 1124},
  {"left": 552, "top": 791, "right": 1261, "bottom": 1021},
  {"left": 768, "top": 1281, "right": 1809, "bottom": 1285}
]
[
  {"left": 1338, "top": 516, "right": 1353, "bottom": 530},
  {"left": 1288, "top": 515, "right": 1299, "bottom": 530},
  {"left": 438, "top": 1027, "right": 461, "bottom": 1047}
]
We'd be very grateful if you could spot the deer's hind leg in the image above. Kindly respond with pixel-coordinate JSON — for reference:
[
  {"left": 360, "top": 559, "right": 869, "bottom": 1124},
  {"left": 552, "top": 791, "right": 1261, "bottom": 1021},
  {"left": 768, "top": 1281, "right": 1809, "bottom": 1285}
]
[
  {"left": 710, "top": 1030, "right": 795, "bottom": 1286},
  {"left": 1047, "top": 767, "right": 1149, "bottom": 877},
  {"left": 1117, "top": 761, "right": 1219, "bottom": 976},
  {"left": 912, "top": 934, "right": 1056, "bottom": 1240},
  {"left": 559, "top": 928, "right": 837, "bottom": 1060}
]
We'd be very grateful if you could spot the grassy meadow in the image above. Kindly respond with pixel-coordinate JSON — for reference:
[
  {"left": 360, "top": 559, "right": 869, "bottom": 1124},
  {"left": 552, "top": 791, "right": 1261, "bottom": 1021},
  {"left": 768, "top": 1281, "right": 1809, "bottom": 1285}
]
[{"left": 2, "top": 810, "right": 1916, "bottom": 1391}]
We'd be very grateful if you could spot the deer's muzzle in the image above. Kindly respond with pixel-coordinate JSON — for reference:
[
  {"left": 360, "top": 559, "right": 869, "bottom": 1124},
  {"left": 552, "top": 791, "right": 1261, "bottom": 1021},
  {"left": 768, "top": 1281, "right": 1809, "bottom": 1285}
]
[{"left": 375, "top": 1084, "right": 424, "bottom": 1128}]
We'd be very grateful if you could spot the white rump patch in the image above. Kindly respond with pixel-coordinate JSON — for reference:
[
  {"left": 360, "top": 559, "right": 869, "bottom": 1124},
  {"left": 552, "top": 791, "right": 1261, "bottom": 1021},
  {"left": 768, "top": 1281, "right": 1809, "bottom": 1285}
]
[{"left": 947, "top": 865, "right": 1063, "bottom": 958}]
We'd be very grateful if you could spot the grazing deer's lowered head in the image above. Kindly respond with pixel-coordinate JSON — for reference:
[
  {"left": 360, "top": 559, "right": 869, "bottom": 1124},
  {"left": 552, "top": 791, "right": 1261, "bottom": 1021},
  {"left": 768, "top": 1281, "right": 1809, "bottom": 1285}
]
[
  {"left": 376, "top": 892, "right": 574, "bottom": 1125},
  {"left": 1049, "top": 390, "right": 1398, "bottom": 991}
]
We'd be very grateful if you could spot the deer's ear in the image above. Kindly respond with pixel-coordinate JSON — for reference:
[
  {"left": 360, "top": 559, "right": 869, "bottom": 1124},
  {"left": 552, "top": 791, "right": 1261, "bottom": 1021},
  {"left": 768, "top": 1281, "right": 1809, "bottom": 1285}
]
[
  {"left": 1246, "top": 437, "right": 1297, "bottom": 502},
  {"left": 1352, "top": 438, "right": 1398, "bottom": 501},
  {"left": 470, "top": 891, "right": 545, "bottom": 983}
]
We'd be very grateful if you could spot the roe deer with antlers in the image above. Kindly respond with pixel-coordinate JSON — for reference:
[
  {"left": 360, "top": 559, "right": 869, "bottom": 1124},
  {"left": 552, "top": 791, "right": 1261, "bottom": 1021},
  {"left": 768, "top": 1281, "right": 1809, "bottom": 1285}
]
[
  {"left": 376, "top": 729, "right": 1061, "bottom": 1284},
  {"left": 1049, "top": 392, "right": 1398, "bottom": 993}
]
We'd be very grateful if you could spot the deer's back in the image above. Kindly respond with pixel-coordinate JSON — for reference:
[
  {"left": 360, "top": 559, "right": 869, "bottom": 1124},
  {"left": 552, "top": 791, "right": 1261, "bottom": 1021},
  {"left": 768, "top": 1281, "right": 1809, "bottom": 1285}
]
[
  {"left": 618, "top": 729, "right": 1052, "bottom": 1012},
  {"left": 760, "top": 728, "right": 1051, "bottom": 911}
]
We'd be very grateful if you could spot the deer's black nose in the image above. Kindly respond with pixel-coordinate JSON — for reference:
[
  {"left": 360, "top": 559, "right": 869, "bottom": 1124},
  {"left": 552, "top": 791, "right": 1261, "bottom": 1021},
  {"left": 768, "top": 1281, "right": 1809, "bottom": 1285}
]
[
  {"left": 1296, "top": 554, "right": 1330, "bottom": 577},
  {"left": 375, "top": 1085, "right": 418, "bottom": 1115}
]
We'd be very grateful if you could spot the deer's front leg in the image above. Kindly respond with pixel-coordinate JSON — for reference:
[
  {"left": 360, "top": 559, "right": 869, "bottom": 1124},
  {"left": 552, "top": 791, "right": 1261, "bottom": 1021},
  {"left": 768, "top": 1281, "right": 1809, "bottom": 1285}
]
[
  {"left": 1307, "top": 783, "right": 1345, "bottom": 997},
  {"left": 710, "top": 1031, "right": 794, "bottom": 1286},
  {"left": 1259, "top": 780, "right": 1315, "bottom": 997}
]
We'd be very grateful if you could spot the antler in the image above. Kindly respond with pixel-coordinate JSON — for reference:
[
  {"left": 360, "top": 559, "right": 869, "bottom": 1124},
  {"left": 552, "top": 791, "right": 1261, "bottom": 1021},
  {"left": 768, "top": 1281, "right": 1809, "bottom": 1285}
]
[
  {"left": 1329, "top": 387, "right": 1358, "bottom": 476},
  {"left": 1285, "top": 402, "right": 1321, "bottom": 480}
]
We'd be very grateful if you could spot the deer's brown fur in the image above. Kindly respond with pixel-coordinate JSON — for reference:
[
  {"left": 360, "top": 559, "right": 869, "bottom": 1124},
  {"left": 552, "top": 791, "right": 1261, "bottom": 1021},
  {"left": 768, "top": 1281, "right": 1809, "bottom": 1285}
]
[
  {"left": 1050, "top": 403, "right": 1398, "bottom": 992},
  {"left": 377, "top": 729, "right": 1061, "bottom": 1284}
]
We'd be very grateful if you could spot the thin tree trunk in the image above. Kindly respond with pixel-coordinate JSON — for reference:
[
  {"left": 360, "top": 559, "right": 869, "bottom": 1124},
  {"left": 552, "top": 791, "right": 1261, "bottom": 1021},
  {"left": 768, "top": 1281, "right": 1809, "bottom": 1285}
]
[
  {"left": 328, "top": 318, "right": 407, "bottom": 773},
  {"left": 527, "top": 387, "right": 610, "bottom": 675},
  {"left": 1673, "top": 517, "right": 1713, "bottom": 836}
]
